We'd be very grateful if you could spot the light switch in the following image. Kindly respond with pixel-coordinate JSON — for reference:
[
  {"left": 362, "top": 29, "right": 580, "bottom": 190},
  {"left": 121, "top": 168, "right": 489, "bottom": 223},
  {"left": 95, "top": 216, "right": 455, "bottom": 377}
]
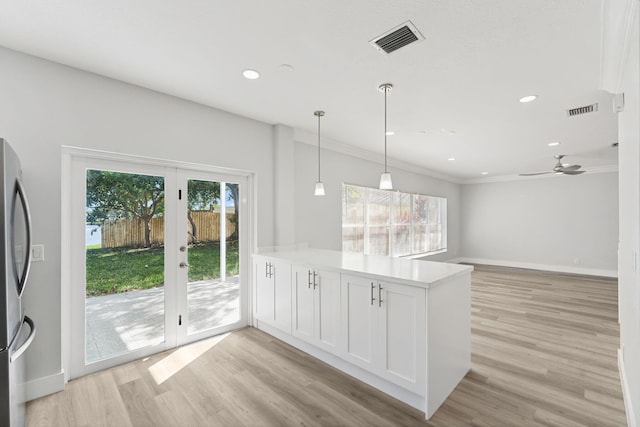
[{"left": 31, "top": 245, "right": 45, "bottom": 262}]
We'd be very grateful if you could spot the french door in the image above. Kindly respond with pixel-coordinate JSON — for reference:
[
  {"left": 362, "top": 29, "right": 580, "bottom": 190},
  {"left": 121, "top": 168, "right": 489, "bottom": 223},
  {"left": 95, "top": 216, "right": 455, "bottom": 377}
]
[{"left": 68, "top": 156, "right": 249, "bottom": 379}]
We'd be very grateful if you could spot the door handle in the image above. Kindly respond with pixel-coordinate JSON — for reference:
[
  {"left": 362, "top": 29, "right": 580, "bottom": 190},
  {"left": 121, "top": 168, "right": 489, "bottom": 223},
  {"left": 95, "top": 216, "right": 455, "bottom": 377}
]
[
  {"left": 10, "top": 316, "right": 35, "bottom": 363},
  {"left": 179, "top": 262, "right": 189, "bottom": 268},
  {"left": 13, "top": 177, "right": 32, "bottom": 296},
  {"left": 378, "top": 284, "right": 383, "bottom": 307}
]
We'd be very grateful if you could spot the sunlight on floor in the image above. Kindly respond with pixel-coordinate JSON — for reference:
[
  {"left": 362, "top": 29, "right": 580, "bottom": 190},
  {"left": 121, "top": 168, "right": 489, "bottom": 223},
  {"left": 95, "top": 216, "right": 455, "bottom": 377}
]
[{"left": 148, "top": 333, "right": 230, "bottom": 385}]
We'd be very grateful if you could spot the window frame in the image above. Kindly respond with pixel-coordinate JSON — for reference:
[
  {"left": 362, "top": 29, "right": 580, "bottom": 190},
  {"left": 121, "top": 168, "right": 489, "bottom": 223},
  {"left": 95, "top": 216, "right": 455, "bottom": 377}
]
[{"left": 341, "top": 183, "right": 447, "bottom": 258}]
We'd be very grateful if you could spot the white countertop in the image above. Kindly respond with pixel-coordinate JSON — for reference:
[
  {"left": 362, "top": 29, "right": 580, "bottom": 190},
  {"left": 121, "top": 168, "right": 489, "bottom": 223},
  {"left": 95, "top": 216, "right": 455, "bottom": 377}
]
[{"left": 256, "top": 248, "right": 473, "bottom": 288}]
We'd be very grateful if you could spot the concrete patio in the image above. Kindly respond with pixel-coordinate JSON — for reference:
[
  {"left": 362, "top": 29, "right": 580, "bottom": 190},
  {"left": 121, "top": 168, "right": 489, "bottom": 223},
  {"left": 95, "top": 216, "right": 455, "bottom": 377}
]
[{"left": 85, "top": 276, "right": 240, "bottom": 363}]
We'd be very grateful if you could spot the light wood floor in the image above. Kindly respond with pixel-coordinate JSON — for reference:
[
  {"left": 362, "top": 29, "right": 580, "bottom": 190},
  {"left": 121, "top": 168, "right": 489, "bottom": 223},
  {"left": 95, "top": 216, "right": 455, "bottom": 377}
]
[{"left": 27, "top": 265, "right": 627, "bottom": 426}]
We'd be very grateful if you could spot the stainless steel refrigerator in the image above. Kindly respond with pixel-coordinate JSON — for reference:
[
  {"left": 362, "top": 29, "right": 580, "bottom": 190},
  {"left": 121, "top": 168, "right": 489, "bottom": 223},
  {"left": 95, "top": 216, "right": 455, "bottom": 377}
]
[{"left": 0, "top": 139, "right": 36, "bottom": 426}]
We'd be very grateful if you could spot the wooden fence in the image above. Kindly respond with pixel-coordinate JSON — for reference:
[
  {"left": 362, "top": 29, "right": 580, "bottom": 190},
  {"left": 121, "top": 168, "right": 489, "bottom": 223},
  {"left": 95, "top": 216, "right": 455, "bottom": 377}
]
[{"left": 102, "top": 211, "right": 237, "bottom": 248}]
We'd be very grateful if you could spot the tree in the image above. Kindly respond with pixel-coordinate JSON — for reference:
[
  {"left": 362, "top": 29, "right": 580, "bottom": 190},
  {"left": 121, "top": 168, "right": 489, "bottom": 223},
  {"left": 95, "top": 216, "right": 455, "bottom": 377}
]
[
  {"left": 86, "top": 170, "right": 165, "bottom": 248},
  {"left": 187, "top": 180, "right": 220, "bottom": 243}
]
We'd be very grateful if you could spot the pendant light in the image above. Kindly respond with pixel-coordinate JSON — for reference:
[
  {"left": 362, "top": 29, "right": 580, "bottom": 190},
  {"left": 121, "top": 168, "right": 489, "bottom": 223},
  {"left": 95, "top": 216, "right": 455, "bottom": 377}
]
[
  {"left": 379, "top": 83, "right": 393, "bottom": 190},
  {"left": 314, "top": 110, "right": 326, "bottom": 196}
]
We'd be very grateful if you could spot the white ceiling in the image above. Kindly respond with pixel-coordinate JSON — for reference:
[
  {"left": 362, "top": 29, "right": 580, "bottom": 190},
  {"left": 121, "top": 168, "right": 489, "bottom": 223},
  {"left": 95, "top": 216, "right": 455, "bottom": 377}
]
[{"left": 0, "top": 0, "right": 619, "bottom": 181}]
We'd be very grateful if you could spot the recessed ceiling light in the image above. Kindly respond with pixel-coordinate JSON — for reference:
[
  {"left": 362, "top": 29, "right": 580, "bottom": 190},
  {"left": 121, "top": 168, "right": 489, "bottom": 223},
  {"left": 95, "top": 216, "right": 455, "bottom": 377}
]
[
  {"left": 548, "top": 141, "right": 561, "bottom": 146},
  {"left": 519, "top": 95, "right": 537, "bottom": 103},
  {"left": 481, "top": 172, "right": 489, "bottom": 175},
  {"left": 440, "top": 128, "right": 456, "bottom": 134},
  {"left": 448, "top": 157, "right": 455, "bottom": 161},
  {"left": 386, "top": 131, "right": 395, "bottom": 136},
  {"left": 242, "top": 69, "right": 260, "bottom": 80}
]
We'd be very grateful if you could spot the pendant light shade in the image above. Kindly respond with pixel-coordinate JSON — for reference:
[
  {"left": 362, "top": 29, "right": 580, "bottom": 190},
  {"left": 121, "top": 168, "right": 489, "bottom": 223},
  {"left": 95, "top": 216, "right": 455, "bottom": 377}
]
[
  {"left": 379, "top": 83, "right": 393, "bottom": 190},
  {"left": 314, "top": 110, "right": 326, "bottom": 196},
  {"left": 379, "top": 172, "right": 393, "bottom": 190},
  {"left": 314, "top": 182, "right": 325, "bottom": 196}
]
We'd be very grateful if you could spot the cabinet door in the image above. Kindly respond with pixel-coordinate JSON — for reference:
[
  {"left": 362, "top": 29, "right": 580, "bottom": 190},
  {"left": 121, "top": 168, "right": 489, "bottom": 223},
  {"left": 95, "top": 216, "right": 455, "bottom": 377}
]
[
  {"left": 292, "top": 264, "right": 314, "bottom": 341},
  {"left": 254, "top": 256, "right": 274, "bottom": 322},
  {"left": 316, "top": 269, "right": 340, "bottom": 352},
  {"left": 272, "top": 259, "right": 292, "bottom": 333},
  {"left": 340, "top": 274, "right": 376, "bottom": 371},
  {"left": 377, "top": 281, "right": 426, "bottom": 393}
]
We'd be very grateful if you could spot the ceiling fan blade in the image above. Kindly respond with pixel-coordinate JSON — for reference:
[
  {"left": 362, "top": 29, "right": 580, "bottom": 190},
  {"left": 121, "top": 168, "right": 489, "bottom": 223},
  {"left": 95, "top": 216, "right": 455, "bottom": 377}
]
[
  {"left": 561, "top": 164, "right": 581, "bottom": 171},
  {"left": 562, "top": 170, "right": 586, "bottom": 175},
  {"left": 519, "top": 172, "right": 553, "bottom": 176}
]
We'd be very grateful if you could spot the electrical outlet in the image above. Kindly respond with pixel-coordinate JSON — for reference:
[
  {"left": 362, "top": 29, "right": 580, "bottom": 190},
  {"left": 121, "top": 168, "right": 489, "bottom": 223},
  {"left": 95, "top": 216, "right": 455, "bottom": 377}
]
[
  {"left": 31, "top": 245, "right": 45, "bottom": 262},
  {"left": 573, "top": 257, "right": 580, "bottom": 265}
]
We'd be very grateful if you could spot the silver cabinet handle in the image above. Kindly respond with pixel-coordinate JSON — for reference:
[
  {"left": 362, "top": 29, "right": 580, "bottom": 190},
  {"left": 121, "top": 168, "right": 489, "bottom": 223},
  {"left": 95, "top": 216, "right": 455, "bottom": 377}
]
[
  {"left": 308, "top": 269, "right": 312, "bottom": 288},
  {"left": 378, "top": 284, "right": 383, "bottom": 307},
  {"left": 266, "top": 262, "right": 273, "bottom": 278},
  {"left": 313, "top": 271, "right": 318, "bottom": 289},
  {"left": 370, "top": 282, "right": 376, "bottom": 305},
  {"left": 179, "top": 262, "right": 189, "bottom": 268}
]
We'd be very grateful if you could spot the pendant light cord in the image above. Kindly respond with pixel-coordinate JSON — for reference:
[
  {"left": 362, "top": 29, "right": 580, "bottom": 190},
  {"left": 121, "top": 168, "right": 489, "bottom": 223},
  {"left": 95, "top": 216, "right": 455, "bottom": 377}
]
[
  {"left": 384, "top": 87, "right": 388, "bottom": 173},
  {"left": 317, "top": 113, "right": 321, "bottom": 182}
]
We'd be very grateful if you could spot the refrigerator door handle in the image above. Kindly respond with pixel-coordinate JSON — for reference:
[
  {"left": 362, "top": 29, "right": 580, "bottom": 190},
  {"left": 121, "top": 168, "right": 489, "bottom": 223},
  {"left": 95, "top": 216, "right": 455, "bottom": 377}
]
[
  {"left": 10, "top": 316, "right": 35, "bottom": 363},
  {"left": 14, "top": 177, "right": 33, "bottom": 296}
]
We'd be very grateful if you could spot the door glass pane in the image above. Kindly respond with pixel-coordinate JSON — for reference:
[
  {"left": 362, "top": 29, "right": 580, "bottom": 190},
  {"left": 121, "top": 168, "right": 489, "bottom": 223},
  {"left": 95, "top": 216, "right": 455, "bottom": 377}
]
[
  {"left": 84, "top": 169, "right": 165, "bottom": 363},
  {"left": 186, "top": 179, "right": 240, "bottom": 334}
]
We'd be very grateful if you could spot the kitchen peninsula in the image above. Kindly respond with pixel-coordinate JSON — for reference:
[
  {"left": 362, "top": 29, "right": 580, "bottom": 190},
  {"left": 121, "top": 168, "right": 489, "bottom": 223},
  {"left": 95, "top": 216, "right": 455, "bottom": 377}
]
[{"left": 253, "top": 249, "right": 472, "bottom": 419}]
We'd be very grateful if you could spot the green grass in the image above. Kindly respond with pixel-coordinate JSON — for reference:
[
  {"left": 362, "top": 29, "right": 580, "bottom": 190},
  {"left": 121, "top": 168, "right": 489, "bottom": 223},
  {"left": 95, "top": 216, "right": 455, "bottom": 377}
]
[{"left": 85, "top": 241, "right": 239, "bottom": 296}]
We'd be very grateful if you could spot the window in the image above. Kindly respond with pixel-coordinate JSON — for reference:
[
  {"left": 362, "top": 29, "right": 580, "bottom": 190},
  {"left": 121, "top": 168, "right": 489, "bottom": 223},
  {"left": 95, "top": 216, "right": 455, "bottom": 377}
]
[{"left": 342, "top": 184, "right": 446, "bottom": 257}]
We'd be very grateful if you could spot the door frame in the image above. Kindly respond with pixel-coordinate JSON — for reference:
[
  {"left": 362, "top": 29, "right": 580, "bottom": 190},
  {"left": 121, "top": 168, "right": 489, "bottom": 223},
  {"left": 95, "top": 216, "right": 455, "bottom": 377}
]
[
  {"left": 175, "top": 168, "right": 249, "bottom": 347},
  {"left": 61, "top": 147, "right": 256, "bottom": 381}
]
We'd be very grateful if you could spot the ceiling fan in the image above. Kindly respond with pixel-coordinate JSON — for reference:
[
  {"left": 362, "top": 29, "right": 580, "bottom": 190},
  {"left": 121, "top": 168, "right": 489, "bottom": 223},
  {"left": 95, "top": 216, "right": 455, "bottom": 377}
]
[{"left": 519, "top": 155, "right": 586, "bottom": 176}]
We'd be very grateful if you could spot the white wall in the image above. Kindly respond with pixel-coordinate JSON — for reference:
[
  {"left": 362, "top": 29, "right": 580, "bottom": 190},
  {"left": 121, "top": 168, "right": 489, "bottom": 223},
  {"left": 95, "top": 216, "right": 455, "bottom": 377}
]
[
  {"left": 618, "top": 4, "right": 640, "bottom": 425},
  {"left": 461, "top": 173, "right": 619, "bottom": 276},
  {"left": 0, "top": 46, "right": 276, "bottom": 392},
  {"left": 293, "top": 142, "right": 462, "bottom": 262}
]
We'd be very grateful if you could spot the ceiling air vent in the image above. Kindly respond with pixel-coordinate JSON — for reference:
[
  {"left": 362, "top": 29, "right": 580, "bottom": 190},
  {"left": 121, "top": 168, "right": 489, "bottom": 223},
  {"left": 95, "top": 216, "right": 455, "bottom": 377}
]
[
  {"left": 567, "top": 103, "right": 598, "bottom": 117},
  {"left": 370, "top": 21, "right": 425, "bottom": 54}
]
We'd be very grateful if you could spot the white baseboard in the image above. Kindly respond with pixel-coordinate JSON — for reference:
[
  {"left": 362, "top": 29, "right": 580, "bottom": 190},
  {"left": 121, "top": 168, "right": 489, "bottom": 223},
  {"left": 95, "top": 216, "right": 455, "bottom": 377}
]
[
  {"left": 454, "top": 257, "right": 618, "bottom": 278},
  {"left": 26, "top": 370, "right": 65, "bottom": 401},
  {"left": 619, "top": 349, "right": 637, "bottom": 427}
]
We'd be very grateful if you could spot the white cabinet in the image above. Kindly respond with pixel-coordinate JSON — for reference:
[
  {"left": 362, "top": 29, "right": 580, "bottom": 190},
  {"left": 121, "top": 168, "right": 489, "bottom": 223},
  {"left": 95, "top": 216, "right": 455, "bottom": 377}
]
[
  {"left": 340, "top": 274, "right": 377, "bottom": 371},
  {"left": 292, "top": 265, "right": 340, "bottom": 353},
  {"left": 377, "top": 280, "right": 426, "bottom": 393},
  {"left": 253, "top": 249, "right": 471, "bottom": 420},
  {"left": 341, "top": 274, "right": 426, "bottom": 394},
  {"left": 253, "top": 256, "right": 292, "bottom": 333},
  {"left": 254, "top": 256, "right": 274, "bottom": 321}
]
